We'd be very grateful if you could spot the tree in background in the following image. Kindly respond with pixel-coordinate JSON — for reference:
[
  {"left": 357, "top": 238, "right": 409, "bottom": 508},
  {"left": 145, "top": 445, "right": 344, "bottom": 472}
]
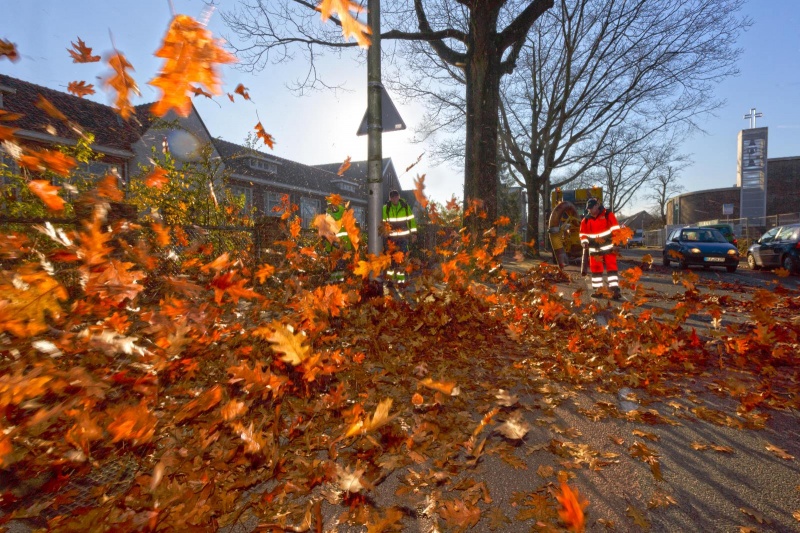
[
  {"left": 580, "top": 131, "right": 689, "bottom": 215},
  {"left": 646, "top": 164, "right": 688, "bottom": 225},
  {"left": 222, "top": 0, "right": 554, "bottom": 232},
  {"left": 409, "top": 0, "right": 749, "bottom": 254}
]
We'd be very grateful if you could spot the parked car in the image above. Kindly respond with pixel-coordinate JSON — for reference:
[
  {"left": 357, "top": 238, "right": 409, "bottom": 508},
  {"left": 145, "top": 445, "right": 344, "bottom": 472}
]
[
  {"left": 746, "top": 223, "right": 800, "bottom": 274},
  {"left": 662, "top": 227, "right": 740, "bottom": 272},
  {"left": 705, "top": 223, "right": 737, "bottom": 246}
]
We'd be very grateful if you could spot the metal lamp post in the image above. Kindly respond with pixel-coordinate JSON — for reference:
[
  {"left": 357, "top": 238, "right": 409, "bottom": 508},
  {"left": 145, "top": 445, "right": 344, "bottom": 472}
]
[{"left": 366, "top": 0, "right": 383, "bottom": 256}]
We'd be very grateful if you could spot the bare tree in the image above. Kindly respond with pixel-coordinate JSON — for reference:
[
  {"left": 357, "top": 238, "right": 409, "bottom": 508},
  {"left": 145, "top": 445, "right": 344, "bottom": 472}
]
[
  {"left": 407, "top": 0, "right": 748, "bottom": 253},
  {"left": 222, "top": 0, "right": 554, "bottom": 231},
  {"left": 647, "top": 164, "right": 688, "bottom": 225}
]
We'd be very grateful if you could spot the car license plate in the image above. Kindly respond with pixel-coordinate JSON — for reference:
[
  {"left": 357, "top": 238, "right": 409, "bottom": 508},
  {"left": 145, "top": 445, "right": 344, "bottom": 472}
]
[{"left": 704, "top": 257, "right": 724, "bottom": 262}]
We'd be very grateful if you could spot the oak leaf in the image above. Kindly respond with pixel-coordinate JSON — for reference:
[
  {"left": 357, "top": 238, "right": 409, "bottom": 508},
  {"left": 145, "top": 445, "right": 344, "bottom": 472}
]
[
  {"left": 556, "top": 483, "right": 588, "bottom": 532},
  {"left": 67, "top": 80, "right": 96, "bottom": 97},
  {"left": 107, "top": 400, "right": 158, "bottom": 445},
  {"left": 1, "top": 39, "right": 19, "bottom": 62},
  {"left": 144, "top": 167, "right": 169, "bottom": 189},
  {"left": 234, "top": 83, "right": 250, "bottom": 100},
  {"left": 254, "top": 121, "right": 275, "bottom": 148},
  {"left": 0, "top": 266, "right": 67, "bottom": 336},
  {"left": 337, "top": 156, "right": 351, "bottom": 176},
  {"left": 765, "top": 444, "right": 794, "bottom": 460},
  {"left": 313, "top": 212, "right": 342, "bottom": 244},
  {"left": 67, "top": 37, "right": 100, "bottom": 63},
  {"left": 318, "top": 0, "right": 372, "bottom": 48},
  {"left": 345, "top": 398, "right": 395, "bottom": 437},
  {"left": 366, "top": 507, "right": 404, "bottom": 533},
  {"left": 261, "top": 322, "right": 311, "bottom": 365},
  {"left": 496, "top": 411, "right": 530, "bottom": 441},
  {"left": 20, "top": 150, "right": 76, "bottom": 177},
  {"left": 418, "top": 377, "right": 459, "bottom": 396},
  {"left": 437, "top": 498, "right": 480, "bottom": 531},
  {"left": 35, "top": 95, "right": 68, "bottom": 122},
  {"left": 28, "top": 180, "right": 66, "bottom": 211},
  {"left": 174, "top": 384, "right": 223, "bottom": 423},
  {"left": 104, "top": 50, "right": 140, "bottom": 119},
  {"left": 149, "top": 14, "right": 236, "bottom": 117}
]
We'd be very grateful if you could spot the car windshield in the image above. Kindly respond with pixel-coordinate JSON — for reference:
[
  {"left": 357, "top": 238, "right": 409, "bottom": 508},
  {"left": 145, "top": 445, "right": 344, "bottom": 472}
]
[{"left": 681, "top": 230, "right": 725, "bottom": 243}]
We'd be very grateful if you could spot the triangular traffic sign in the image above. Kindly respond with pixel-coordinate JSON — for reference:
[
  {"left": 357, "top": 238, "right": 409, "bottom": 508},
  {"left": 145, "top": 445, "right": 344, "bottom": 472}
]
[{"left": 356, "top": 86, "right": 406, "bottom": 136}]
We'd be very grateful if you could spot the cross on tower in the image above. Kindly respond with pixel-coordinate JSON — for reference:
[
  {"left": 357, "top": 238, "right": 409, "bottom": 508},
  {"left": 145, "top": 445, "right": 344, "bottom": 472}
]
[{"left": 743, "top": 107, "right": 763, "bottom": 129}]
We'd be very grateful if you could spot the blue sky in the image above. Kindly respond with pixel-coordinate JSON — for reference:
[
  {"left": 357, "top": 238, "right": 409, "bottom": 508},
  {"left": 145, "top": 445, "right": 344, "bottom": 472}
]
[{"left": 1, "top": 0, "right": 799, "bottom": 214}]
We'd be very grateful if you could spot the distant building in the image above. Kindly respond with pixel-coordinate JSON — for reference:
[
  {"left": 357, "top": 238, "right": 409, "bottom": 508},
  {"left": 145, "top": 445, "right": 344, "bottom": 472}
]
[{"left": 666, "top": 126, "right": 800, "bottom": 226}]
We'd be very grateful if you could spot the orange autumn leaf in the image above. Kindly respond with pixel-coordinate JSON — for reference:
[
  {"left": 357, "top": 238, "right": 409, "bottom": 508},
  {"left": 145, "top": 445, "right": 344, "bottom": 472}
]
[
  {"left": 174, "top": 384, "right": 224, "bottom": 424},
  {"left": 254, "top": 121, "right": 275, "bottom": 149},
  {"left": 0, "top": 265, "right": 68, "bottom": 337},
  {"left": 234, "top": 83, "right": 251, "bottom": 100},
  {"left": 19, "top": 148, "right": 76, "bottom": 177},
  {"left": 341, "top": 208, "right": 361, "bottom": 250},
  {"left": 556, "top": 482, "right": 588, "bottom": 532},
  {"left": 418, "top": 377, "right": 459, "bottom": 396},
  {"left": 255, "top": 263, "right": 275, "bottom": 283},
  {"left": 413, "top": 174, "right": 429, "bottom": 210},
  {"left": 97, "top": 173, "right": 124, "bottom": 201},
  {"left": 353, "top": 254, "right": 391, "bottom": 279},
  {"left": 145, "top": 166, "right": 169, "bottom": 189},
  {"left": 318, "top": 0, "right": 372, "bottom": 48},
  {"left": 613, "top": 225, "right": 634, "bottom": 246},
  {"left": 28, "top": 180, "right": 66, "bottom": 211},
  {"left": 149, "top": 14, "right": 237, "bottom": 117},
  {"left": 0, "top": 433, "right": 13, "bottom": 467},
  {"left": 104, "top": 50, "right": 140, "bottom": 119},
  {"left": 337, "top": 156, "right": 351, "bottom": 176},
  {"left": 313, "top": 213, "right": 341, "bottom": 244},
  {"left": 261, "top": 322, "right": 311, "bottom": 366},
  {"left": 35, "top": 95, "right": 68, "bottom": 122},
  {"left": 0, "top": 109, "right": 20, "bottom": 141},
  {"left": 107, "top": 401, "right": 158, "bottom": 445},
  {"left": 345, "top": 398, "right": 395, "bottom": 437},
  {"left": 67, "top": 37, "right": 100, "bottom": 63},
  {"left": 1, "top": 39, "right": 19, "bottom": 62},
  {"left": 411, "top": 393, "right": 424, "bottom": 406},
  {"left": 67, "top": 80, "right": 96, "bottom": 98},
  {"left": 327, "top": 193, "right": 344, "bottom": 207},
  {"left": 192, "top": 86, "right": 213, "bottom": 98},
  {"left": 152, "top": 223, "right": 171, "bottom": 247},
  {"left": 437, "top": 499, "right": 481, "bottom": 531}
]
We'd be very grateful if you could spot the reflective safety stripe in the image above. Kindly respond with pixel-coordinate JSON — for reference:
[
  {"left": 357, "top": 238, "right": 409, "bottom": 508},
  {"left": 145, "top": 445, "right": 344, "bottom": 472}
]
[
  {"left": 385, "top": 215, "right": 415, "bottom": 222},
  {"left": 336, "top": 230, "right": 348, "bottom": 238},
  {"left": 581, "top": 225, "right": 621, "bottom": 240},
  {"left": 389, "top": 229, "right": 411, "bottom": 237}
]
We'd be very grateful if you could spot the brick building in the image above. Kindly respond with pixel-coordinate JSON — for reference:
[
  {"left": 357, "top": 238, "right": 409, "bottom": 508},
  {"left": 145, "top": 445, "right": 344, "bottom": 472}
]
[{"left": 666, "top": 155, "right": 800, "bottom": 225}]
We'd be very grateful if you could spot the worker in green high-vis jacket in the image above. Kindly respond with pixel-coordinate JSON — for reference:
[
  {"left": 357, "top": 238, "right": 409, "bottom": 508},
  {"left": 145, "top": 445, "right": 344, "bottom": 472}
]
[
  {"left": 381, "top": 190, "right": 417, "bottom": 284},
  {"left": 324, "top": 199, "right": 353, "bottom": 283}
]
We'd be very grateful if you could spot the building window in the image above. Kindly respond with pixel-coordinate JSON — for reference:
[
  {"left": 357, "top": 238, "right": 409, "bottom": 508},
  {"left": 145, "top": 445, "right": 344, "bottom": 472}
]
[
  {"left": 229, "top": 184, "right": 253, "bottom": 213},
  {"left": 249, "top": 158, "right": 277, "bottom": 174},
  {"left": 300, "top": 197, "right": 320, "bottom": 228},
  {"left": 337, "top": 182, "right": 356, "bottom": 192},
  {"left": 265, "top": 191, "right": 283, "bottom": 217},
  {"left": 353, "top": 206, "right": 366, "bottom": 228}
]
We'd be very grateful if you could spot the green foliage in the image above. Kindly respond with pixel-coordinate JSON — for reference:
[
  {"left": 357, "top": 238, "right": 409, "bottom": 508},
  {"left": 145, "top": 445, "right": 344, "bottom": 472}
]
[{"left": 127, "top": 142, "right": 250, "bottom": 227}]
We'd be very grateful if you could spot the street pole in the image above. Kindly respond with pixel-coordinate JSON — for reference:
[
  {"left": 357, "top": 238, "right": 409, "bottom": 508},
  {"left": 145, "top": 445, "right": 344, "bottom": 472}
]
[{"left": 367, "top": 0, "right": 383, "bottom": 256}]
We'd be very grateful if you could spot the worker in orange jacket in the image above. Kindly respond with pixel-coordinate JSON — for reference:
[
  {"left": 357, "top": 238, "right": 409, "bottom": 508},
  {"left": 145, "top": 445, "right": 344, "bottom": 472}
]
[{"left": 579, "top": 197, "right": 622, "bottom": 299}]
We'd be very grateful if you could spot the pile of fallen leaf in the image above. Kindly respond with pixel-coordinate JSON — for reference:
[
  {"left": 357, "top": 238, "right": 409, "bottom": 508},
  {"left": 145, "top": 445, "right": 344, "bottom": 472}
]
[{"left": 1, "top": 177, "right": 798, "bottom": 531}]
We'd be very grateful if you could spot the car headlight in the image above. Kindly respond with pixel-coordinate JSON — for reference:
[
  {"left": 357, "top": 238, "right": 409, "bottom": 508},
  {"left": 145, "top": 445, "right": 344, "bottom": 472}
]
[
  {"left": 727, "top": 249, "right": 739, "bottom": 256},
  {"left": 689, "top": 247, "right": 701, "bottom": 254}
]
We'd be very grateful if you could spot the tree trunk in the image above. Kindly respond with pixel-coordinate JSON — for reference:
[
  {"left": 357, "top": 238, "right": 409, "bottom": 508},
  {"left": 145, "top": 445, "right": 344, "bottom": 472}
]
[
  {"left": 525, "top": 177, "right": 541, "bottom": 257},
  {"left": 463, "top": 5, "right": 502, "bottom": 234}
]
